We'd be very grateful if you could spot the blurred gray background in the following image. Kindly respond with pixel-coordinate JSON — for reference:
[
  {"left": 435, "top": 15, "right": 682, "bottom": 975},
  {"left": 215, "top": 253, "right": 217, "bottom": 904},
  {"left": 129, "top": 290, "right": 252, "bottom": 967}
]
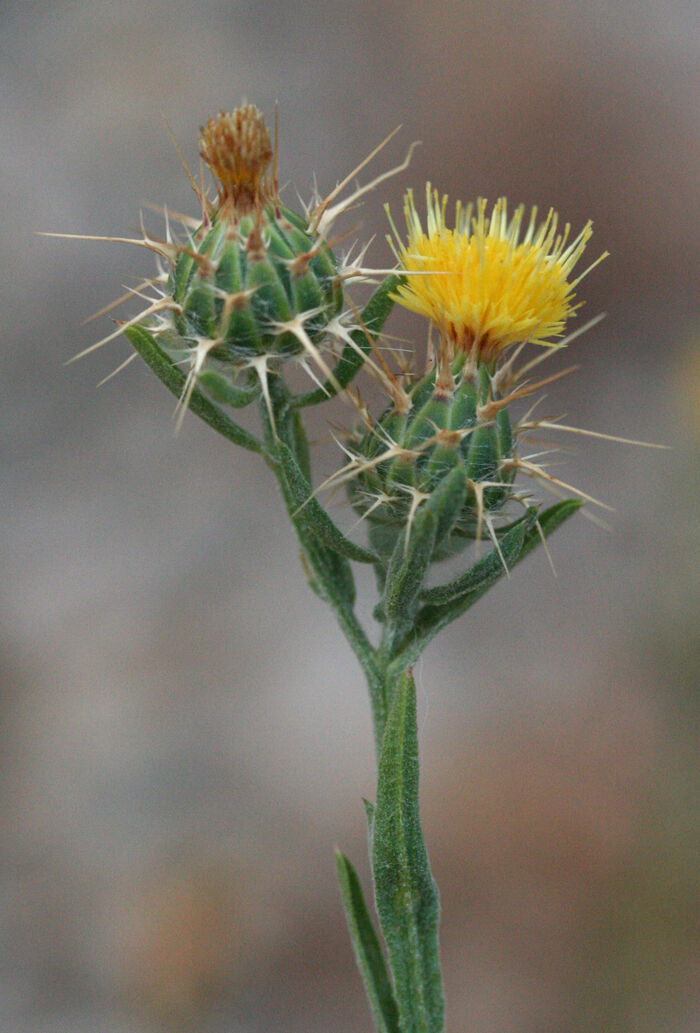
[{"left": 1, "top": 1, "right": 698, "bottom": 1031}]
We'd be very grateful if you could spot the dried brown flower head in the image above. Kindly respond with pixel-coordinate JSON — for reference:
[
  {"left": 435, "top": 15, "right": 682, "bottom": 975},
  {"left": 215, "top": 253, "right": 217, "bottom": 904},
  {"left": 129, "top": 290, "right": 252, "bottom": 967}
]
[{"left": 199, "top": 105, "right": 274, "bottom": 212}]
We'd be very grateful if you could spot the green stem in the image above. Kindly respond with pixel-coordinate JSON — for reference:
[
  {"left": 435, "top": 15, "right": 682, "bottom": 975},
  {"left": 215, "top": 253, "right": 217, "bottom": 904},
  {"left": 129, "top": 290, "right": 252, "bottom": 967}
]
[
  {"left": 260, "top": 376, "right": 387, "bottom": 755},
  {"left": 260, "top": 380, "right": 580, "bottom": 1033},
  {"left": 261, "top": 373, "right": 445, "bottom": 1031},
  {"left": 371, "top": 671, "right": 445, "bottom": 1033}
]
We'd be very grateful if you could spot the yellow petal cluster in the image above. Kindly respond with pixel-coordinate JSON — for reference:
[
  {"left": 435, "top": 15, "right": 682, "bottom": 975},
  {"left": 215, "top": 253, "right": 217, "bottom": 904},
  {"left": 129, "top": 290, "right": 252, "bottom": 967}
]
[{"left": 389, "top": 186, "right": 605, "bottom": 360}]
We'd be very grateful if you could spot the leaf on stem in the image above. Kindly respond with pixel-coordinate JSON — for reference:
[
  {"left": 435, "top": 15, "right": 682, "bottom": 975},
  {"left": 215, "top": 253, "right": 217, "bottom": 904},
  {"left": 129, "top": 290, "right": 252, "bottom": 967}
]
[
  {"left": 278, "top": 440, "right": 378, "bottom": 563},
  {"left": 392, "top": 499, "right": 583, "bottom": 669},
  {"left": 310, "top": 536, "right": 358, "bottom": 607},
  {"left": 124, "top": 326, "right": 264, "bottom": 453},
  {"left": 419, "top": 507, "right": 538, "bottom": 606},
  {"left": 336, "top": 850, "right": 401, "bottom": 1033},
  {"left": 383, "top": 508, "right": 437, "bottom": 648},
  {"left": 517, "top": 497, "right": 584, "bottom": 563},
  {"left": 372, "top": 672, "right": 444, "bottom": 1033}
]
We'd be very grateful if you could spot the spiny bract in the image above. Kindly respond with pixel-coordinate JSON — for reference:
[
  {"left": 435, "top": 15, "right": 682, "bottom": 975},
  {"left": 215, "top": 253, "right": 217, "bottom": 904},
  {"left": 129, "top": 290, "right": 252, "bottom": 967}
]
[
  {"left": 348, "top": 357, "right": 516, "bottom": 561},
  {"left": 165, "top": 196, "right": 343, "bottom": 363},
  {"left": 147, "top": 106, "right": 345, "bottom": 407}
]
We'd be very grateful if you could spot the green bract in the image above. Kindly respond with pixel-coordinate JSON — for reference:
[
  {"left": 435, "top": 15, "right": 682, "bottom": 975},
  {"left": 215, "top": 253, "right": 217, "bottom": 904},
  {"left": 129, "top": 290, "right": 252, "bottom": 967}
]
[
  {"left": 148, "top": 201, "right": 345, "bottom": 410},
  {"left": 170, "top": 205, "right": 342, "bottom": 361},
  {"left": 347, "top": 360, "right": 516, "bottom": 561}
]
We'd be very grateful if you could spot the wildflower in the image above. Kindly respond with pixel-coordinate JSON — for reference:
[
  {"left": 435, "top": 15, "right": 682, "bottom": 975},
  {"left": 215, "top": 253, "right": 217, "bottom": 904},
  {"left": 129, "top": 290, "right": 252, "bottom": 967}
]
[{"left": 388, "top": 186, "right": 606, "bottom": 364}]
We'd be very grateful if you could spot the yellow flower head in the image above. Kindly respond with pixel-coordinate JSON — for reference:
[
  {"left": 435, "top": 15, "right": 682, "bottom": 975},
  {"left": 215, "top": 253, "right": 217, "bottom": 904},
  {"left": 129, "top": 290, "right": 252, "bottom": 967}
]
[{"left": 389, "top": 186, "right": 606, "bottom": 361}]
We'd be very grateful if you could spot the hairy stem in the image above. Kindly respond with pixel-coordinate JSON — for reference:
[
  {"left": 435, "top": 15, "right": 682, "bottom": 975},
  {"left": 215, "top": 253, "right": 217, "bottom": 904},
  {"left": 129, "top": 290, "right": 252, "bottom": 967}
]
[{"left": 259, "top": 376, "right": 388, "bottom": 754}]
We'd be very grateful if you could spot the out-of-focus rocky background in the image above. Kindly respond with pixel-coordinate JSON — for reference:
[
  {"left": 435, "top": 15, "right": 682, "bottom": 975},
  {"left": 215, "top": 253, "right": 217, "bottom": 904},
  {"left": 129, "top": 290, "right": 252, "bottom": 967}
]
[{"left": 1, "top": 1, "right": 698, "bottom": 1031}]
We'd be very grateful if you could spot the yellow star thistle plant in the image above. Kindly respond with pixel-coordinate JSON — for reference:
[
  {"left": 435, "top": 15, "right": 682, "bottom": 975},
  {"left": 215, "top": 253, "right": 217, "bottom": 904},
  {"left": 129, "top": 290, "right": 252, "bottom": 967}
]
[
  {"left": 389, "top": 185, "right": 607, "bottom": 365},
  {"left": 48, "top": 105, "right": 657, "bottom": 1033}
]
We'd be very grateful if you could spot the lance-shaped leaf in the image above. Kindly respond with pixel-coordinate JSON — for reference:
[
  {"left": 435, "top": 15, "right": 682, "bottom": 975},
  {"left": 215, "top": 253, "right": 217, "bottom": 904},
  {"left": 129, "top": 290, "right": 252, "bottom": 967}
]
[
  {"left": 292, "top": 275, "right": 401, "bottom": 407},
  {"left": 124, "top": 326, "right": 263, "bottom": 454},
  {"left": 420, "top": 507, "right": 538, "bottom": 606},
  {"left": 278, "top": 440, "right": 377, "bottom": 563},
  {"left": 383, "top": 508, "right": 437, "bottom": 648},
  {"left": 514, "top": 498, "right": 583, "bottom": 564},
  {"left": 291, "top": 511, "right": 357, "bottom": 609},
  {"left": 425, "top": 464, "right": 468, "bottom": 550},
  {"left": 336, "top": 850, "right": 400, "bottom": 1033},
  {"left": 392, "top": 499, "right": 583, "bottom": 671},
  {"left": 372, "top": 672, "right": 444, "bottom": 1033}
]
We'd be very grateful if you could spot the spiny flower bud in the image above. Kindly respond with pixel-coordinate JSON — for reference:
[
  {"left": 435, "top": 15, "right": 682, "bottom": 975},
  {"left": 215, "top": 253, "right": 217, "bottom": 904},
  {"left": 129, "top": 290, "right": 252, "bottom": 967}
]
[
  {"left": 55, "top": 107, "right": 418, "bottom": 431},
  {"left": 348, "top": 358, "right": 515, "bottom": 560},
  {"left": 165, "top": 191, "right": 343, "bottom": 369},
  {"left": 134, "top": 105, "right": 346, "bottom": 413}
]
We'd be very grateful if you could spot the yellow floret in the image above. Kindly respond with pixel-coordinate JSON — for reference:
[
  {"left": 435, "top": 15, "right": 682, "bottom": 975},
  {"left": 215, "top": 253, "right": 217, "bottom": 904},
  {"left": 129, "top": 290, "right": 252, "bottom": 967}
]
[{"left": 388, "top": 186, "right": 606, "bottom": 360}]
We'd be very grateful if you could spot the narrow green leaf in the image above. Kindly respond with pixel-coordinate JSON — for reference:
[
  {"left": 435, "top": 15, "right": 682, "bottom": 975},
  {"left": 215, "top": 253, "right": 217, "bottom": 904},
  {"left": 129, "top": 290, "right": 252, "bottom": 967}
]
[
  {"left": 425, "top": 465, "right": 468, "bottom": 548},
  {"left": 383, "top": 508, "right": 437, "bottom": 647},
  {"left": 278, "top": 441, "right": 377, "bottom": 564},
  {"left": 124, "top": 326, "right": 264, "bottom": 453},
  {"left": 391, "top": 499, "right": 584, "bottom": 671},
  {"left": 336, "top": 850, "right": 401, "bottom": 1033},
  {"left": 420, "top": 508, "right": 537, "bottom": 605},
  {"left": 292, "top": 275, "right": 401, "bottom": 407},
  {"left": 373, "top": 673, "right": 444, "bottom": 1033},
  {"left": 315, "top": 538, "right": 357, "bottom": 607},
  {"left": 292, "top": 520, "right": 357, "bottom": 609},
  {"left": 517, "top": 497, "right": 583, "bottom": 563}
]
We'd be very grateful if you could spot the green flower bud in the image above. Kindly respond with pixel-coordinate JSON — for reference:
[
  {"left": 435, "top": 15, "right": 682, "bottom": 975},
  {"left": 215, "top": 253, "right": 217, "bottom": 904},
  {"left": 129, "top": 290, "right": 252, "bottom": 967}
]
[
  {"left": 347, "top": 359, "right": 516, "bottom": 561},
  {"left": 167, "top": 202, "right": 343, "bottom": 364},
  {"left": 144, "top": 106, "right": 344, "bottom": 407}
]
